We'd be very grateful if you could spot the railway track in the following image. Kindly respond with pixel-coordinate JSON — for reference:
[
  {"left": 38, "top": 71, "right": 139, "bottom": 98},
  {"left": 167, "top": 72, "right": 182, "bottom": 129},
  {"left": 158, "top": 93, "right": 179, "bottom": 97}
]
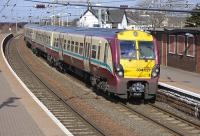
[
  {"left": 157, "top": 86, "right": 200, "bottom": 119},
  {"left": 4, "top": 35, "right": 200, "bottom": 136},
  {"left": 118, "top": 102, "right": 200, "bottom": 136},
  {"left": 4, "top": 35, "right": 105, "bottom": 136}
]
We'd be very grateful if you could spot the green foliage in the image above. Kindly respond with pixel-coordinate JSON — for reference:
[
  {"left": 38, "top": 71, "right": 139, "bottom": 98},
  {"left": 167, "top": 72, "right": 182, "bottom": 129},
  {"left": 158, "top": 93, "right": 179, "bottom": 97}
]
[{"left": 185, "top": 4, "right": 200, "bottom": 27}]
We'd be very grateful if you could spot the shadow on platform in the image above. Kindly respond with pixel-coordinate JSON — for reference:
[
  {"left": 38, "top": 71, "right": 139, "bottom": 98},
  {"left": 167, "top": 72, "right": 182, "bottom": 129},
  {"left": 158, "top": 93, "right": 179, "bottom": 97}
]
[{"left": 0, "top": 97, "right": 21, "bottom": 109}]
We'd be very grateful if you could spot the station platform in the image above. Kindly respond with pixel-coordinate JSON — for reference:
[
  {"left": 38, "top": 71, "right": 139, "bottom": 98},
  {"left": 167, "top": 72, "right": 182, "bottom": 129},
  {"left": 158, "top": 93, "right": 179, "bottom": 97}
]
[
  {"left": 1, "top": 32, "right": 200, "bottom": 135},
  {"left": 160, "top": 66, "right": 200, "bottom": 97},
  {"left": 0, "top": 34, "right": 68, "bottom": 136}
]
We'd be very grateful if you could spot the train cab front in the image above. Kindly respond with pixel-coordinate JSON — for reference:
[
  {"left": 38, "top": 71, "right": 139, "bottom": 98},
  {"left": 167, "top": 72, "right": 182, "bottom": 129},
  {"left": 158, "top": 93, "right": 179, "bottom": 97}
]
[{"left": 115, "top": 30, "right": 160, "bottom": 101}]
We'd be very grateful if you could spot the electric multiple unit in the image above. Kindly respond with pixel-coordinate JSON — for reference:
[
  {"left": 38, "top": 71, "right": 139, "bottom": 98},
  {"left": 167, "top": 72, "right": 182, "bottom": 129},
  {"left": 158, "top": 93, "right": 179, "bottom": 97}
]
[{"left": 24, "top": 24, "right": 160, "bottom": 102}]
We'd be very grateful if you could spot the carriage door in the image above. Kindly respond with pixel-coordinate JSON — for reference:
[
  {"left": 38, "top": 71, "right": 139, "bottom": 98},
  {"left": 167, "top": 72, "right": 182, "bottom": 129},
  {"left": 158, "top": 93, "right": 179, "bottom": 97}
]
[
  {"left": 83, "top": 36, "right": 92, "bottom": 72},
  {"left": 58, "top": 33, "right": 64, "bottom": 60}
]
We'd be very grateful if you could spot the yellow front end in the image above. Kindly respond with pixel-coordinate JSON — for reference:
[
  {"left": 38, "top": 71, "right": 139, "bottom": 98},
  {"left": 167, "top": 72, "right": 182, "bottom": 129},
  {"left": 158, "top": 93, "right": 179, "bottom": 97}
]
[
  {"left": 117, "top": 30, "right": 156, "bottom": 79},
  {"left": 120, "top": 59, "right": 155, "bottom": 78}
]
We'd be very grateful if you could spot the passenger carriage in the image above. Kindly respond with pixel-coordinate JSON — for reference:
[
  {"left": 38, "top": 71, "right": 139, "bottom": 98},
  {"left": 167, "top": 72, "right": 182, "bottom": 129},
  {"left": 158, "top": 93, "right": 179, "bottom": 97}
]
[{"left": 24, "top": 24, "right": 160, "bottom": 102}]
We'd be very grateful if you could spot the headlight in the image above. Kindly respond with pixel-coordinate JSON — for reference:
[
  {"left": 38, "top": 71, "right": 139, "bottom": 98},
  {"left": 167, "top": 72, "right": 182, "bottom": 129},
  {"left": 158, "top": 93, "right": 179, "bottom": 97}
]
[
  {"left": 118, "top": 71, "right": 124, "bottom": 77},
  {"left": 155, "top": 68, "right": 159, "bottom": 73},
  {"left": 151, "top": 65, "right": 160, "bottom": 78},
  {"left": 115, "top": 64, "right": 124, "bottom": 77}
]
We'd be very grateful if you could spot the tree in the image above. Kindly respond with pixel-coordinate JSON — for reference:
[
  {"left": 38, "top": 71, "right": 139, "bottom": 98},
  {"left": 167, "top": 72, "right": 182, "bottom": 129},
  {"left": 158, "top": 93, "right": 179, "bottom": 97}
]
[
  {"left": 185, "top": 4, "right": 200, "bottom": 27},
  {"left": 148, "top": 11, "right": 166, "bottom": 28}
]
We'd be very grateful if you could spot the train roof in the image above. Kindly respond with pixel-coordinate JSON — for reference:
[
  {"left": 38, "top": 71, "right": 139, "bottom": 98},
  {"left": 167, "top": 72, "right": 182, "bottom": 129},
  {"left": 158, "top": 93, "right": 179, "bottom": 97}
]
[{"left": 24, "top": 24, "right": 121, "bottom": 38}]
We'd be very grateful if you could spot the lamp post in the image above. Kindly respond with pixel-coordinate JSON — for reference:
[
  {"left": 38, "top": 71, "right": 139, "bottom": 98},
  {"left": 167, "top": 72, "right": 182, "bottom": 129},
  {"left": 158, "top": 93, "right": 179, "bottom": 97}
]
[
  {"left": 58, "top": 13, "right": 61, "bottom": 26},
  {"left": 58, "top": 12, "right": 71, "bottom": 27},
  {"left": 13, "top": 17, "right": 21, "bottom": 33},
  {"left": 63, "top": 13, "right": 71, "bottom": 27},
  {"left": 50, "top": 15, "right": 55, "bottom": 25}
]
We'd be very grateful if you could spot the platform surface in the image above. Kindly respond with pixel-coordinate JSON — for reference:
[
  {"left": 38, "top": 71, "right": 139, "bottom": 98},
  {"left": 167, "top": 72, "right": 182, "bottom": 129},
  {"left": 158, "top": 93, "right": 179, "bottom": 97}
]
[
  {"left": 160, "top": 66, "right": 200, "bottom": 95},
  {"left": 0, "top": 33, "right": 67, "bottom": 136},
  {"left": 0, "top": 72, "right": 45, "bottom": 136}
]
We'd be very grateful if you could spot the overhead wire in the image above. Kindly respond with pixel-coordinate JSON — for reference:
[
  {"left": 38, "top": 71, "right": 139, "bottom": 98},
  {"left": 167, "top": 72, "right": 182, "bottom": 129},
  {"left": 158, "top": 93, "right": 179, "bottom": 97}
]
[
  {"left": 92, "top": 0, "right": 136, "bottom": 4},
  {"left": 1, "top": 0, "right": 198, "bottom": 22},
  {"left": 0, "top": 4, "right": 64, "bottom": 7},
  {"left": 0, "top": 0, "right": 11, "bottom": 14},
  {"left": 24, "top": 0, "right": 200, "bottom": 13},
  {"left": 0, "top": 0, "right": 68, "bottom": 21}
]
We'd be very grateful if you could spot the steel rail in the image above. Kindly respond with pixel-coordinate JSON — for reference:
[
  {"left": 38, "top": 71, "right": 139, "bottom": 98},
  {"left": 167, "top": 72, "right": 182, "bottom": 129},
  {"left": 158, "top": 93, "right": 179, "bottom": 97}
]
[
  {"left": 119, "top": 103, "right": 183, "bottom": 136},
  {"left": 120, "top": 102, "right": 200, "bottom": 136},
  {"left": 4, "top": 35, "right": 105, "bottom": 136},
  {"left": 149, "top": 103, "right": 200, "bottom": 129}
]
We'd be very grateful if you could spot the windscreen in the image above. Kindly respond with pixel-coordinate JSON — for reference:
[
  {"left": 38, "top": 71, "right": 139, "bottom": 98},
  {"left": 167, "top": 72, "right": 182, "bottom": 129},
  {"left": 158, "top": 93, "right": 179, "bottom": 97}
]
[
  {"left": 120, "top": 41, "right": 136, "bottom": 59},
  {"left": 138, "top": 41, "right": 155, "bottom": 59}
]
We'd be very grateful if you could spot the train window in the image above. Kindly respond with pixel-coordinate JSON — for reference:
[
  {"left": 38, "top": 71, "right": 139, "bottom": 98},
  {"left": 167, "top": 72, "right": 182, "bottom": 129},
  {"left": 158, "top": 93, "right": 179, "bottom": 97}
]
[
  {"left": 87, "top": 43, "right": 91, "bottom": 58},
  {"left": 92, "top": 45, "right": 96, "bottom": 50},
  {"left": 84, "top": 43, "right": 88, "bottom": 57},
  {"left": 40, "top": 34, "right": 41, "bottom": 41},
  {"left": 91, "top": 45, "right": 97, "bottom": 59},
  {"left": 71, "top": 41, "right": 74, "bottom": 52},
  {"left": 55, "top": 38, "right": 58, "bottom": 47},
  {"left": 48, "top": 37, "right": 50, "bottom": 44},
  {"left": 41, "top": 35, "right": 43, "bottom": 42},
  {"left": 64, "top": 40, "right": 67, "bottom": 50},
  {"left": 104, "top": 43, "right": 108, "bottom": 63},
  {"left": 54, "top": 38, "right": 56, "bottom": 47},
  {"left": 42, "top": 34, "right": 44, "bottom": 42},
  {"left": 97, "top": 46, "right": 101, "bottom": 60},
  {"left": 119, "top": 41, "right": 136, "bottom": 59},
  {"left": 45, "top": 35, "right": 47, "bottom": 44},
  {"left": 75, "top": 42, "right": 79, "bottom": 53},
  {"left": 67, "top": 40, "right": 71, "bottom": 50},
  {"left": 45, "top": 35, "right": 48, "bottom": 44},
  {"left": 79, "top": 43, "right": 83, "bottom": 55},
  {"left": 56, "top": 38, "right": 59, "bottom": 47},
  {"left": 45, "top": 36, "right": 47, "bottom": 44},
  {"left": 43, "top": 35, "right": 46, "bottom": 43},
  {"left": 138, "top": 41, "right": 155, "bottom": 59},
  {"left": 38, "top": 34, "right": 40, "bottom": 41}
]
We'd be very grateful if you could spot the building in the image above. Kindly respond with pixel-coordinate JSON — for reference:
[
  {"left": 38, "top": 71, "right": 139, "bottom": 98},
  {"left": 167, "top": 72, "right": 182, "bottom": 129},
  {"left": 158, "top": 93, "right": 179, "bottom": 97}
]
[
  {"left": 77, "top": 7, "right": 128, "bottom": 29},
  {"left": 151, "top": 27, "right": 200, "bottom": 73},
  {"left": 106, "top": 9, "right": 128, "bottom": 29},
  {"left": 78, "top": 7, "right": 100, "bottom": 28}
]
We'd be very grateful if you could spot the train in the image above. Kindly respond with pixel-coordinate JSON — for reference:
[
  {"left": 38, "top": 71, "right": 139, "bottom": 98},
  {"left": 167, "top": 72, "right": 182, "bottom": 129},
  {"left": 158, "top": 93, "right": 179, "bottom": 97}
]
[{"left": 24, "top": 24, "right": 160, "bottom": 102}]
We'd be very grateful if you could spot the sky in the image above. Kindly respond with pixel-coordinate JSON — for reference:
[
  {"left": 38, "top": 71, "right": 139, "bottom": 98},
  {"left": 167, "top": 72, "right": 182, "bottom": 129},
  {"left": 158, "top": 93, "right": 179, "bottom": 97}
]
[
  {"left": 0, "top": 0, "right": 139, "bottom": 22},
  {"left": 0, "top": 0, "right": 199, "bottom": 22}
]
